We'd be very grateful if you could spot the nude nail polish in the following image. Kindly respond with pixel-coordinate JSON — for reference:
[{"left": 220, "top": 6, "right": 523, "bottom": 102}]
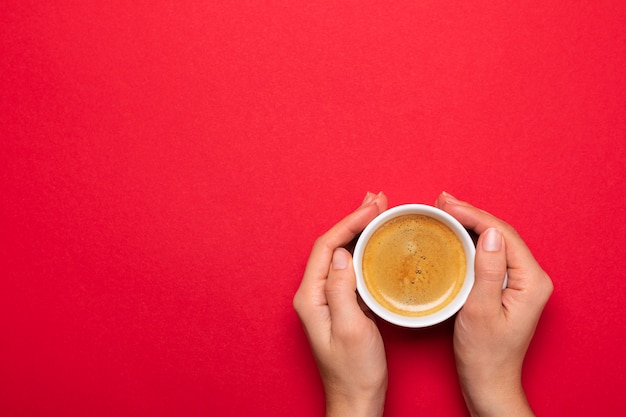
[{"left": 483, "top": 228, "right": 502, "bottom": 252}]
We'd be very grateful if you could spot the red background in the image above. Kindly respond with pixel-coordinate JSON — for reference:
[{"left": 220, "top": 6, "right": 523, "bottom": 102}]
[{"left": 2, "top": 1, "right": 625, "bottom": 416}]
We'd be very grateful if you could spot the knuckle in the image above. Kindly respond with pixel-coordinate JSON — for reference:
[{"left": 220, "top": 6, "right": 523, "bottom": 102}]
[
  {"left": 312, "top": 235, "right": 337, "bottom": 259},
  {"left": 494, "top": 219, "right": 521, "bottom": 239},
  {"left": 312, "top": 235, "right": 327, "bottom": 252},
  {"left": 292, "top": 291, "right": 304, "bottom": 314},
  {"left": 478, "top": 263, "right": 507, "bottom": 282},
  {"left": 541, "top": 271, "right": 554, "bottom": 297},
  {"left": 481, "top": 265, "right": 506, "bottom": 278},
  {"left": 501, "top": 221, "right": 518, "bottom": 235},
  {"left": 526, "top": 269, "right": 554, "bottom": 306},
  {"left": 324, "top": 276, "right": 344, "bottom": 297},
  {"left": 292, "top": 290, "right": 312, "bottom": 319}
]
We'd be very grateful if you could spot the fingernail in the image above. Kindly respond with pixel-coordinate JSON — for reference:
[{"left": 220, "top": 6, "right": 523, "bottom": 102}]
[
  {"left": 482, "top": 228, "right": 502, "bottom": 252},
  {"left": 332, "top": 249, "right": 349, "bottom": 270},
  {"left": 442, "top": 191, "right": 459, "bottom": 202},
  {"left": 373, "top": 191, "right": 384, "bottom": 203},
  {"left": 362, "top": 191, "right": 375, "bottom": 206}
]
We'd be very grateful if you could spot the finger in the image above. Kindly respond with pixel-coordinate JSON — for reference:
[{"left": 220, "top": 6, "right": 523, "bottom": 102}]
[
  {"left": 467, "top": 228, "right": 507, "bottom": 315},
  {"left": 435, "top": 192, "right": 541, "bottom": 277},
  {"left": 325, "top": 248, "right": 367, "bottom": 327},
  {"left": 435, "top": 192, "right": 513, "bottom": 236},
  {"left": 361, "top": 191, "right": 377, "bottom": 206},
  {"left": 357, "top": 293, "right": 377, "bottom": 322},
  {"left": 301, "top": 193, "right": 388, "bottom": 293},
  {"left": 294, "top": 192, "right": 388, "bottom": 329}
]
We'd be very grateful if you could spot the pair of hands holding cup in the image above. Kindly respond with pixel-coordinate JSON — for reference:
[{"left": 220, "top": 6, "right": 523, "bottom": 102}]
[{"left": 293, "top": 192, "right": 553, "bottom": 417}]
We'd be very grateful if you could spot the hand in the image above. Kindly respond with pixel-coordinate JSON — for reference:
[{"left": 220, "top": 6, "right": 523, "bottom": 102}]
[
  {"left": 293, "top": 192, "right": 389, "bottom": 417},
  {"left": 436, "top": 192, "right": 553, "bottom": 417}
]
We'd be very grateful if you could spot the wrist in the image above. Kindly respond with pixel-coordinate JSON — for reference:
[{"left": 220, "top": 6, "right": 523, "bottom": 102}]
[
  {"left": 326, "top": 388, "right": 386, "bottom": 417},
  {"left": 461, "top": 377, "right": 534, "bottom": 417}
]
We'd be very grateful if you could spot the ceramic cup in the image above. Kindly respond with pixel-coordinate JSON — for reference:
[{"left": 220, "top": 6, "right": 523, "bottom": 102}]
[{"left": 353, "top": 204, "right": 476, "bottom": 328}]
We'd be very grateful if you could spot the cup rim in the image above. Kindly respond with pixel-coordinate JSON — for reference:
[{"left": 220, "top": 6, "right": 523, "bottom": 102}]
[{"left": 353, "top": 204, "right": 475, "bottom": 328}]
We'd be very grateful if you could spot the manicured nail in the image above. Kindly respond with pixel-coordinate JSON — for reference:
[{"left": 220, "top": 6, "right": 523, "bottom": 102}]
[
  {"left": 362, "top": 191, "right": 375, "bottom": 206},
  {"left": 442, "top": 191, "right": 458, "bottom": 202},
  {"left": 372, "top": 191, "right": 385, "bottom": 210},
  {"left": 482, "top": 228, "right": 502, "bottom": 252},
  {"left": 332, "top": 249, "right": 349, "bottom": 270}
]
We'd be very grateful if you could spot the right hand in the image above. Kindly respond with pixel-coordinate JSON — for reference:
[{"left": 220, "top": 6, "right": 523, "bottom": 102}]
[{"left": 436, "top": 192, "right": 553, "bottom": 417}]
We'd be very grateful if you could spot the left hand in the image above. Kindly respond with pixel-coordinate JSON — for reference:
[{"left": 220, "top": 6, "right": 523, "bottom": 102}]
[{"left": 293, "top": 192, "right": 389, "bottom": 417}]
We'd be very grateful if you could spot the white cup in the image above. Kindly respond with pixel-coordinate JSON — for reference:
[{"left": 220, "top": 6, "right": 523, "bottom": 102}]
[{"left": 353, "top": 204, "right": 475, "bottom": 328}]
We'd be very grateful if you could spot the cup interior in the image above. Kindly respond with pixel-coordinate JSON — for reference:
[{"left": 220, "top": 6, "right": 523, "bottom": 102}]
[{"left": 353, "top": 204, "right": 475, "bottom": 328}]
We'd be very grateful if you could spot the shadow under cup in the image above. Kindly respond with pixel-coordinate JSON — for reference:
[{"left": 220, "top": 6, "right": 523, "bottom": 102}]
[{"left": 354, "top": 204, "right": 475, "bottom": 328}]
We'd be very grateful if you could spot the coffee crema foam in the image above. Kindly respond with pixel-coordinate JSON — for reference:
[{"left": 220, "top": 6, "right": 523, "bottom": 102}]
[{"left": 362, "top": 214, "right": 466, "bottom": 317}]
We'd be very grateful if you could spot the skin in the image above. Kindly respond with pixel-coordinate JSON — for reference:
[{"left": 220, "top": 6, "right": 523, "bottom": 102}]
[
  {"left": 293, "top": 191, "right": 389, "bottom": 417},
  {"left": 293, "top": 191, "right": 553, "bottom": 417},
  {"left": 436, "top": 192, "right": 553, "bottom": 417}
]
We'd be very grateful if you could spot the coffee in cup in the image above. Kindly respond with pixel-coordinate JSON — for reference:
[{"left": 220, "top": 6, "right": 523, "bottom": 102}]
[{"left": 354, "top": 204, "right": 475, "bottom": 327}]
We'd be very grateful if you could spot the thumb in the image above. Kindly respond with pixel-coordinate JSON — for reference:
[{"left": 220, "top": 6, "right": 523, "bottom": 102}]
[
  {"left": 467, "top": 228, "right": 507, "bottom": 314},
  {"left": 325, "top": 248, "right": 364, "bottom": 324}
]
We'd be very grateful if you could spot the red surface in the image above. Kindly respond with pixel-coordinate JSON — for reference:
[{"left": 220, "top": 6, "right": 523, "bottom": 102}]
[{"left": 1, "top": 1, "right": 625, "bottom": 416}]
